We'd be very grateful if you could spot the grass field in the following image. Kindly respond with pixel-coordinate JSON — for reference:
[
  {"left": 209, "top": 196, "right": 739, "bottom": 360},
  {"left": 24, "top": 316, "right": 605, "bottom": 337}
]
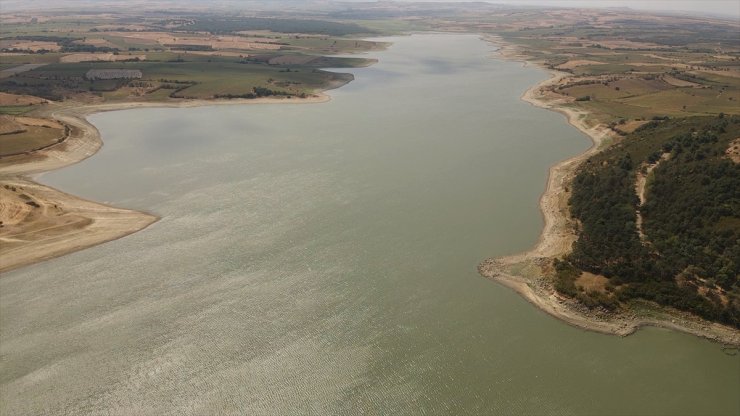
[
  {"left": 561, "top": 78, "right": 673, "bottom": 100},
  {"left": 0, "top": 123, "right": 65, "bottom": 156},
  {"left": 0, "top": 105, "right": 35, "bottom": 115},
  {"left": 620, "top": 88, "right": 740, "bottom": 115}
]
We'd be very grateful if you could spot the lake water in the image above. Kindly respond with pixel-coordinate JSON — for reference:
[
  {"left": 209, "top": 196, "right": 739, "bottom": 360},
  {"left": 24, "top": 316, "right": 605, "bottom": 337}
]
[{"left": 2, "top": 34, "right": 738, "bottom": 415}]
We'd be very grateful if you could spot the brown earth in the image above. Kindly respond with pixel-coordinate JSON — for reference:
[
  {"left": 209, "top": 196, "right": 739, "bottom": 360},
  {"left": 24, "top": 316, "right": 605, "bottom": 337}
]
[
  {"left": 0, "top": 92, "right": 47, "bottom": 106},
  {"left": 727, "top": 138, "right": 740, "bottom": 163},
  {"left": 575, "top": 272, "right": 610, "bottom": 294},
  {"left": 60, "top": 53, "right": 146, "bottom": 63},
  {"left": 0, "top": 116, "right": 27, "bottom": 135},
  {"left": 616, "top": 119, "right": 650, "bottom": 134},
  {"left": 103, "top": 32, "right": 282, "bottom": 50},
  {"left": 556, "top": 60, "right": 604, "bottom": 70},
  {"left": 0, "top": 40, "right": 60, "bottom": 52},
  {"left": 0, "top": 115, "right": 67, "bottom": 156},
  {"left": 0, "top": 180, "right": 157, "bottom": 273}
]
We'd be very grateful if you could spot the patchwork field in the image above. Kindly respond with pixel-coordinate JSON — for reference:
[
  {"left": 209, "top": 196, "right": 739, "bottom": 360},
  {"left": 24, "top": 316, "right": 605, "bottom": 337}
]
[{"left": 0, "top": 14, "right": 384, "bottom": 105}]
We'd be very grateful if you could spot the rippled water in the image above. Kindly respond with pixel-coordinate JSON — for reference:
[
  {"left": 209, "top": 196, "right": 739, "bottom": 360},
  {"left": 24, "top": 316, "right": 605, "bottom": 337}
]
[{"left": 2, "top": 34, "right": 738, "bottom": 415}]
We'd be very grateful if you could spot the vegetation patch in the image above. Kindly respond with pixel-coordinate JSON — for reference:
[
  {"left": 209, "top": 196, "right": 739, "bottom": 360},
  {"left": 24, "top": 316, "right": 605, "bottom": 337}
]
[{"left": 559, "top": 115, "right": 740, "bottom": 327}]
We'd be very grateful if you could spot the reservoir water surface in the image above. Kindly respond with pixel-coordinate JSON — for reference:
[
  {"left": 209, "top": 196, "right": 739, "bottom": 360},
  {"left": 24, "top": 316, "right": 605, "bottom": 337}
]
[{"left": 2, "top": 34, "right": 738, "bottom": 415}]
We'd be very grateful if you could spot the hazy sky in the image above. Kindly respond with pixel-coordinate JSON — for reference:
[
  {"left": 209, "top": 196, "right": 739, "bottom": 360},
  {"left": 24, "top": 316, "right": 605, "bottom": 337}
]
[
  {"left": 4, "top": 0, "right": 740, "bottom": 19},
  {"left": 420, "top": 0, "right": 740, "bottom": 18}
]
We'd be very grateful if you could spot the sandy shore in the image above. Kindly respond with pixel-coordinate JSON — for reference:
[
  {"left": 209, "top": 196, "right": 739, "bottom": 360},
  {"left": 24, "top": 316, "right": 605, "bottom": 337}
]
[
  {"left": 479, "top": 35, "right": 740, "bottom": 346},
  {"left": 0, "top": 178, "right": 157, "bottom": 273},
  {"left": 0, "top": 94, "right": 330, "bottom": 274}
]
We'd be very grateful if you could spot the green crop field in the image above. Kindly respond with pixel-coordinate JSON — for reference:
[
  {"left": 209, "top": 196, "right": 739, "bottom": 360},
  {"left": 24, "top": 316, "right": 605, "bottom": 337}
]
[{"left": 0, "top": 105, "right": 35, "bottom": 115}]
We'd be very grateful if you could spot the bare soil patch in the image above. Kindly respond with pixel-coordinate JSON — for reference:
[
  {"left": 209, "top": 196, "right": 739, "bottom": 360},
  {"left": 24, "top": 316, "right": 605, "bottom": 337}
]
[
  {"left": 13, "top": 116, "right": 63, "bottom": 129},
  {"left": 726, "top": 138, "right": 740, "bottom": 163},
  {"left": 0, "top": 40, "right": 60, "bottom": 52},
  {"left": 0, "top": 92, "right": 47, "bottom": 106},
  {"left": 575, "top": 272, "right": 610, "bottom": 293},
  {"left": 0, "top": 179, "right": 157, "bottom": 273},
  {"left": 592, "top": 39, "right": 666, "bottom": 50},
  {"left": 662, "top": 75, "right": 700, "bottom": 87},
  {"left": 60, "top": 53, "right": 146, "bottom": 63},
  {"left": 617, "top": 119, "right": 650, "bottom": 134},
  {"left": 696, "top": 69, "right": 740, "bottom": 79},
  {"left": 0, "top": 116, "right": 27, "bottom": 135},
  {"left": 105, "top": 32, "right": 282, "bottom": 51},
  {"left": 184, "top": 51, "right": 249, "bottom": 58},
  {"left": 556, "top": 60, "right": 604, "bottom": 70},
  {"left": 0, "top": 118, "right": 66, "bottom": 157}
]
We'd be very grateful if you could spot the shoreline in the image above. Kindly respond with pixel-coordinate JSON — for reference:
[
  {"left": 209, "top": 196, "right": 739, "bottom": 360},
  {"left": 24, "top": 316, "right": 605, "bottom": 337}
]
[
  {"left": 2, "top": 35, "right": 737, "bottom": 345},
  {"left": 0, "top": 94, "right": 330, "bottom": 274},
  {"left": 479, "top": 35, "right": 740, "bottom": 346}
]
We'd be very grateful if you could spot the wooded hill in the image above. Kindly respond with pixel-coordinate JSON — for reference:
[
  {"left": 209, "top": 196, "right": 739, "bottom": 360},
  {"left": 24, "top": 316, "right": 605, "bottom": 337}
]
[{"left": 556, "top": 115, "right": 740, "bottom": 327}]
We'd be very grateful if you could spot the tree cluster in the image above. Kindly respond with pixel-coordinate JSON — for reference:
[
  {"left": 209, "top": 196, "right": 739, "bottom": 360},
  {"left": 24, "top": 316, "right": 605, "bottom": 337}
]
[{"left": 558, "top": 115, "right": 740, "bottom": 327}]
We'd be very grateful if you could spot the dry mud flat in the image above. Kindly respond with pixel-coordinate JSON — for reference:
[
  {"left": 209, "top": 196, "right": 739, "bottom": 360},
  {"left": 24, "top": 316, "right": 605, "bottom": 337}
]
[
  {"left": 0, "top": 179, "right": 157, "bottom": 273},
  {"left": 479, "top": 37, "right": 740, "bottom": 346}
]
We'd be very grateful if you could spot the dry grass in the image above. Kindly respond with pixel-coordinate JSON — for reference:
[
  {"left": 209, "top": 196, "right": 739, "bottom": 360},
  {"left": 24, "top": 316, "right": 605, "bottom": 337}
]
[
  {"left": 662, "top": 75, "right": 701, "bottom": 88},
  {"left": 617, "top": 120, "right": 650, "bottom": 134},
  {"left": 0, "top": 115, "right": 27, "bottom": 135},
  {"left": 0, "top": 117, "right": 65, "bottom": 156},
  {"left": 14, "top": 116, "right": 63, "bottom": 129},
  {"left": 60, "top": 53, "right": 146, "bottom": 63},
  {"left": 696, "top": 69, "right": 740, "bottom": 79},
  {"left": 556, "top": 60, "right": 604, "bottom": 70},
  {"left": 103, "top": 32, "right": 282, "bottom": 51},
  {"left": 0, "top": 40, "right": 60, "bottom": 52},
  {"left": 0, "top": 92, "right": 47, "bottom": 106},
  {"left": 591, "top": 39, "right": 666, "bottom": 50},
  {"left": 575, "top": 272, "right": 610, "bottom": 294},
  {"left": 726, "top": 138, "right": 740, "bottom": 163},
  {"left": 184, "top": 51, "right": 249, "bottom": 57}
]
